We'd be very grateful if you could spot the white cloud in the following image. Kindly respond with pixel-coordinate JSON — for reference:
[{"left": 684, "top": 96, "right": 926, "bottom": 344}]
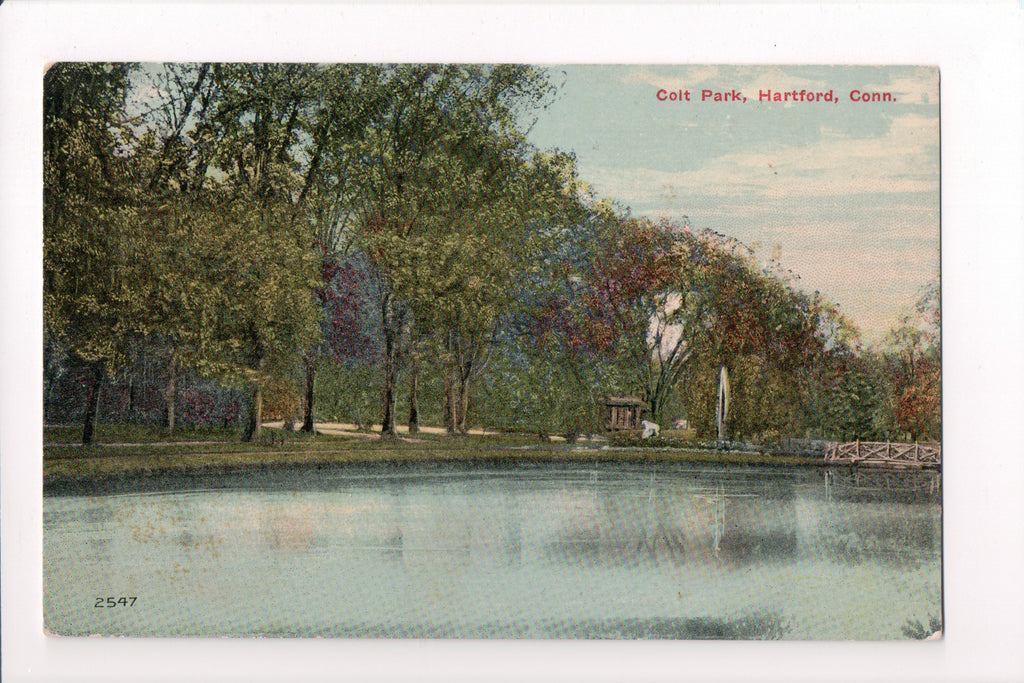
[
  {"left": 865, "top": 68, "right": 939, "bottom": 105},
  {"left": 586, "top": 112, "right": 939, "bottom": 202},
  {"left": 582, "top": 110, "right": 939, "bottom": 341},
  {"left": 571, "top": 67, "right": 940, "bottom": 342}
]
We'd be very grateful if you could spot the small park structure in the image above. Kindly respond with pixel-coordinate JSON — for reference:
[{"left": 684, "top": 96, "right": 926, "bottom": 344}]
[
  {"left": 604, "top": 396, "right": 648, "bottom": 431},
  {"left": 824, "top": 441, "right": 941, "bottom": 469}
]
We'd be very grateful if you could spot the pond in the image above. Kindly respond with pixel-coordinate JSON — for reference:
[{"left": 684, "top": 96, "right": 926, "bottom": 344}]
[{"left": 44, "top": 460, "right": 941, "bottom": 639}]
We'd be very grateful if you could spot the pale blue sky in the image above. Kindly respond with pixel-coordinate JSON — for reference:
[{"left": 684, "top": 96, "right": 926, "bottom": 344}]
[{"left": 527, "top": 65, "right": 940, "bottom": 343}]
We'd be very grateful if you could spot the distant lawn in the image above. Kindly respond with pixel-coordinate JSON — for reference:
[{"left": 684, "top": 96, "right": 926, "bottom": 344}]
[
  {"left": 43, "top": 423, "right": 819, "bottom": 480},
  {"left": 661, "top": 428, "right": 698, "bottom": 442},
  {"left": 45, "top": 423, "right": 243, "bottom": 444},
  {"left": 44, "top": 423, "right": 554, "bottom": 447}
]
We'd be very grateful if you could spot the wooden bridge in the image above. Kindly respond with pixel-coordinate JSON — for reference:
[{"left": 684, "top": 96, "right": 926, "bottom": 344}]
[{"left": 824, "top": 441, "right": 941, "bottom": 468}]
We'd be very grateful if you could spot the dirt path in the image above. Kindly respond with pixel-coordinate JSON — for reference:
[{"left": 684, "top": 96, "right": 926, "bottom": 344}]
[
  {"left": 265, "top": 421, "right": 515, "bottom": 443},
  {"left": 46, "top": 423, "right": 588, "bottom": 448},
  {"left": 307, "top": 422, "right": 580, "bottom": 443}
]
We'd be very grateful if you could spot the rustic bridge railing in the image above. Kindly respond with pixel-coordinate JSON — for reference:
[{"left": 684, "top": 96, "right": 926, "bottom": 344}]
[{"left": 824, "top": 441, "right": 941, "bottom": 468}]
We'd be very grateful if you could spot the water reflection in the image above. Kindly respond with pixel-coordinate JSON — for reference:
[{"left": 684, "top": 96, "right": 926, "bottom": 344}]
[
  {"left": 260, "top": 505, "right": 321, "bottom": 552},
  {"left": 546, "top": 472, "right": 807, "bottom": 569},
  {"left": 44, "top": 461, "right": 941, "bottom": 639},
  {"left": 823, "top": 467, "right": 941, "bottom": 504}
]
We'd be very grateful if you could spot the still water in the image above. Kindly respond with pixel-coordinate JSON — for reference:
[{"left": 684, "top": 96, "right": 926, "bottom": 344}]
[{"left": 44, "top": 460, "right": 941, "bottom": 639}]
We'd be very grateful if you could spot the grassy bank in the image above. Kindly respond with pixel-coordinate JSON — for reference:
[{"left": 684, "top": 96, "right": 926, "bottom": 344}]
[
  {"left": 43, "top": 425, "right": 821, "bottom": 480},
  {"left": 45, "top": 423, "right": 244, "bottom": 445}
]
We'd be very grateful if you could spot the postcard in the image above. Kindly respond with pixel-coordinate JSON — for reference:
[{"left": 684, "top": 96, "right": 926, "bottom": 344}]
[{"left": 39, "top": 63, "right": 943, "bottom": 642}]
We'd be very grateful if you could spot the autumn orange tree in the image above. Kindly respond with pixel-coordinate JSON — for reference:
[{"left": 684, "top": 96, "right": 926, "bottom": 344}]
[
  {"left": 676, "top": 234, "right": 834, "bottom": 440},
  {"left": 535, "top": 211, "right": 852, "bottom": 438},
  {"left": 574, "top": 215, "right": 692, "bottom": 424},
  {"left": 878, "top": 281, "right": 941, "bottom": 441}
]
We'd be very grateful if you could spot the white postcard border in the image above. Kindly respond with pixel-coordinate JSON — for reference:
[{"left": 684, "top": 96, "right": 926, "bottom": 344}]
[{"left": 2, "top": 3, "right": 1023, "bottom": 682}]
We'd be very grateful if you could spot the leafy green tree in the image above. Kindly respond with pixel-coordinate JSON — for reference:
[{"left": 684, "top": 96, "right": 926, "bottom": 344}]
[
  {"left": 792, "top": 305, "right": 886, "bottom": 441},
  {"left": 478, "top": 326, "right": 612, "bottom": 440},
  {"left": 346, "top": 64, "right": 562, "bottom": 436},
  {"left": 190, "top": 64, "right": 328, "bottom": 440},
  {"left": 145, "top": 193, "right": 321, "bottom": 440},
  {"left": 380, "top": 150, "right": 575, "bottom": 435},
  {"left": 44, "top": 63, "right": 145, "bottom": 444},
  {"left": 127, "top": 63, "right": 219, "bottom": 433},
  {"left": 499, "top": 192, "right": 627, "bottom": 437},
  {"left": 259, "top": 64, "right": 378, "bottom": 433},
  {"left": 83, "top": 63, "right": 331, "bottom": 441}
]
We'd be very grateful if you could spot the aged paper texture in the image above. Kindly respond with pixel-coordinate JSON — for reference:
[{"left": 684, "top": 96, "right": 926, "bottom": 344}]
[
  {"left": 43, "top": 64, "right": 940, "bottom": 641},
  {"left": 4, "top": 4, "right": 1024, "bottom": 682}
]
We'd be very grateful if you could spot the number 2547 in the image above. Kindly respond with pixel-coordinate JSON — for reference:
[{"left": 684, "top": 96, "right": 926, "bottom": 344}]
[{"left": 94, "top": 596, "right": 136, "bottom": 608}]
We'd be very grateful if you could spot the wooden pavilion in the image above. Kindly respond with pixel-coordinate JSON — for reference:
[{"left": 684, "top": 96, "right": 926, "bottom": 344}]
[{"left": 603, "top": 396, "right": 648, "bottom": 431}]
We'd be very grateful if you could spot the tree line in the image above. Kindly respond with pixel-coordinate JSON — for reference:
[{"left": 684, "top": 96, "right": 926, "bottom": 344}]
[{"left": 43, "top": 63, "right": 941, "bottom": 445}]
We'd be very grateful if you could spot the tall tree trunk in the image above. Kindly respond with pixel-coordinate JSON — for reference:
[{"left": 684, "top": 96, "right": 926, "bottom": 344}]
[
  {"left": 126, "top": 372, "right": 134, "bottom": 415},
  {"left": 301, "top": 356, "right": 316, "bottom": 433},
  {"left": 456, "top": 361, "right": 472, "bottom": 435},
  {"left": 378, "top": 289, "right": 400, "bottom": 440},
  {"left": 380, "top": 328, "right": 399, "bottom": 439},
  {"left": 443, "top": 367, "right": 459, "bottom": 435},
  {"left": 407, "top": 360, "right": 419, "bottom": 434},
  {"left": 381, "top": 366, "right": 398, "bottom": 439},
  {"left": 82, "top": 361, "right": 103, "bottom": 445},
  {"left": 243, "top": 380, "right": 264, "bottom": 442},
  {"left": 456, "top": 389, "right": 469, "bottom": 434},
  {"left": 163, "top": 358, "right": 177, "bottom": 436},
  {"left": 647, "top": 386, "right": 666, "bottom": 428}
]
